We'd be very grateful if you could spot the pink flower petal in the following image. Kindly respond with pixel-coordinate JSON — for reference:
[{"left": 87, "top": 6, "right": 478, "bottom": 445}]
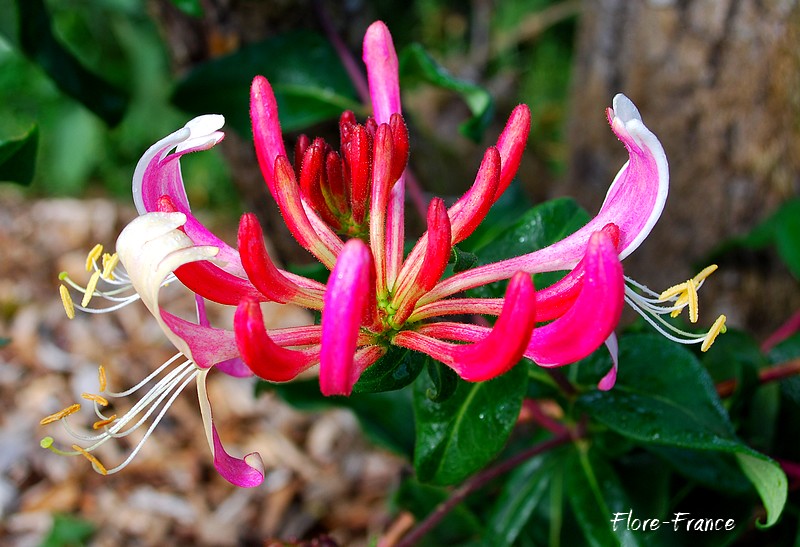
[
  {"left": 212, "top": 426, "right": 265, "bottom": 488},
  {"left": 393, "top": 272, "right": 536, "bottom": 382},
  {"left": 234, "top": 298, "right": 319, "bottom": 382},
  {"left": 421, "top": 95, "right": 666, "bottom": 302},
  {"left": 238, "top": 213, "right": 325, "bottom": 308},
  {"left": 319, "top": 239, "right": 375, "bottom": 396},
  {"left": 524, "top": 230, "right": 624, "bottom": 366},
  {"left": 598, "top": 333, "right": 619, "bottom": 391},
  {"left": 362, "top": 21, "right": 401, "bottom": 125},
  {"left": 494, "top": 104, "right": 531, "bottom": 200},
  {"left": 250, "top": 75, "right": 288, "bottom": 198}
]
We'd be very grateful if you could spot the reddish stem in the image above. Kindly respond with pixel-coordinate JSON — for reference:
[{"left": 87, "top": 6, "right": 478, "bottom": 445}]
[{"left": 717, "top": 359, "right": 800, "bottom": 398}]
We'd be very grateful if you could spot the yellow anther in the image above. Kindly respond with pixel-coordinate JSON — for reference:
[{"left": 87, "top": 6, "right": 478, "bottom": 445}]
[
  {"left": 98, "top": 365, "right": 107, "bottom": 392},
  {"left": 82, "top": 392, "right": 109, "bottom": 406},
  {"left": 670, "top": 292, "right": 689, "bottom": 318},
  {"left": 92, "top": 415, "right": 117, "bottom": 429},
  {"left": 692, "top": 264, "right": 718, "bottom": 286},
  {"left": 59, "top": 285, "right": 75, "bottom": 320},
  {"left": 701, "top": 315, "right": 727, "bottom": 352},
  {"left": 85, "top": 244, "right": 103, "bottom": 272},
  {"left": 659, "top": 281, "right": 688, "bottom": 301},
  {"left": 101, "top": 253, "right": 119, "bottom": 280},
  {"left": 72, "top": 444, "right": 108, "bottom": 475},
  {"left": 81, "top": 271, "right": 101, "bottom": 307},
  {"left": 687, "top": 278, "right": 699, "bottom": 324},
  {"left": 40, "top": 403, "right": 81, "bottom": 425}
]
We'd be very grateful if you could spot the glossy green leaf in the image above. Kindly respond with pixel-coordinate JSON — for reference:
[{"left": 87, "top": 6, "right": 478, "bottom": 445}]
[
  {"left": 486, "top": 449, "right": 563, "bottom": 545},
  {"left": 0, "top": 125, "right": 37, "bottom": 185},
  {"left": 413, "top": 364, "right": 527, "bottom": 485},
  {"left": 398, "top": 43, "right": 493, "bottom": 142},
  {"left": 576, "top": 334, "right": 787, "bottom": 527},
  {"left": 260, "top": 379, "right": 415, "bottom": 457},
  {"left": 468, "top": 197, "right": 590, "bottom": 298},
  {"left": 352, "top": 346, "right": 425, "bottom": 394},
  {"left": 16, "top": 0, "right": 128, "bottom": 126},
  {"left": 169, "top": 0, "right": 203, "bottom": 17},
  {"left": 172, "top": 31, "right": 360, "bottom": 135},
  {"left": 564, "top": 445, "right": 643, "bottom": 547},
  {"left": 423, "top": 359, "right": 459, "bottom": 403}
]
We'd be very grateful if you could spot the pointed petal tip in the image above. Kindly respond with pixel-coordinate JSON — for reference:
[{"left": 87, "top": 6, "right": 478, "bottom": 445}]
[
  {"left": 212, "top": 426, "right": 265, "bottom": 488},
  {"left": 611, "top": 94, "right": 641, "bottom": 123}
]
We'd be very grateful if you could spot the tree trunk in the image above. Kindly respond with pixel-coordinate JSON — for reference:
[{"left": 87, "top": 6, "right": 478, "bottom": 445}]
[{"left": 565, "top": 0, "right": 800, "bottom": 334}]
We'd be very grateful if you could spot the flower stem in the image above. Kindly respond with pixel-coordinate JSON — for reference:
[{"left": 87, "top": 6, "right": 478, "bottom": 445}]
[
  {"left": 391, "top": 430, "right": 576, "bottom": 547},
  {"left": 716, "top": 358, "right": 800, "bottom": 398}
]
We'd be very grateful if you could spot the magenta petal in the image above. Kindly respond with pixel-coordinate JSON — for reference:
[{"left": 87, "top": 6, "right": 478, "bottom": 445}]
[
  {"left": 212, "top": 426, "right": 264, "bottom": 488},
  {"left": 160, "top": 312, "right": 240, "bottom": 369},
  {"left": 525, "top": 230, "right": 624, "bottom": 366},
  {"left": 393, "top": 272, "right": 536, "bottom": 382},
  {"left": 250, "top": 75, "right": 288, "bottom": 198},
  {"left": 597, "top": 333, "right": 619, "bottom": 391},
  {"left": 215, "top": 358, "right": 254, "bottom": 378},
  {"left": 319, "top": 239, "right": 374, "bottom": 396},
  {"left": 234, "top": 298, "right": 319, "bottom": 382},
  {"left": 362, "top": 21, "right": 401, "bottom": 124}
]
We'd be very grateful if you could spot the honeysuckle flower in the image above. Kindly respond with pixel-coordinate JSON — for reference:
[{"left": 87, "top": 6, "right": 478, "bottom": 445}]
[
  {"left": 45, "top": 213, "right": 265, "bottom": 487},
  {"left": 53, "top": 21, "right": 728, "bottom": 487},
  {"left": 98, "top": 20, "right": 723, "bottom": 399}
]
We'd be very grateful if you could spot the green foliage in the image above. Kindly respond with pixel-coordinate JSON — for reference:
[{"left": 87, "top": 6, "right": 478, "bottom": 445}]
[
  {"left": 15, "top": 0, "right": 128, "bottom": 126},
  {"left": 0, "top": 124, "right": 37, "bottom": 184},
  {"left": 713, "top": 197, "right": 800, "bottom": 280},
  {"left": 398, "top": 43, "right": 493, "bottom": 141},
  {"left": 576, "top": 334, "right": 787, "bottom": 528},
  {"left": 412, "top": 365, "right": 527, "bottom": 485},
  {"left": 168, "top": 0, "right": 203, "bottom": 17},
  {"left": 40, "top": 514, "right": 95, "bottom": 547},
  {"left": 172, "top": 31, "right": 361, "bottom": 136}
]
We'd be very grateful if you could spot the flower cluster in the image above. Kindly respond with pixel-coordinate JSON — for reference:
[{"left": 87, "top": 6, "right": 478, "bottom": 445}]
[{"left": 44, "top": 21, "right": 725, "bottom": 487}]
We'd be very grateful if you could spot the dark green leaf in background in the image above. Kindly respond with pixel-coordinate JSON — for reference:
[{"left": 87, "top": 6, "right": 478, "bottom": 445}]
[
  {"left": 413, "top": 364, "right": 527, "bottom": 485},
  {"left": 398, "top": 43, "right": 493, "bottom": 142},
  {"left": 15, "top": 0, "right": 128, "bottom": 126},
  {"left": 169, "top": 0, "right": 204, "bottom": 18},
  {"left": 172, "top": 31, "right": 361, "bottom": 135},
  {"left": 486, "top": 449, "right": 563, "bottom": 545},
  {"left": 0, "top": 125, "right": 37, "bottom": 185},
  {"left": 468, "top": 197, "right": 590, "bottom": 298},
  {"left": 352, "top": 345, "right": 425, "bottom": 394},
  {"left": 564, "top": 445, "right": 643, "bottom": 547},
  {"left": 576, "top": 334, "right": 787, "bottom": 527}
]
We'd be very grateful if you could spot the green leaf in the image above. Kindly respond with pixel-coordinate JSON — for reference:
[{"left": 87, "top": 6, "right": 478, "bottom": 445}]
[
  {"left": 41, "top": 514, "right": 95, "bottom": 547},
  {"left": 0, "top": 125, "right": 37, "bottom": 185},
  {"left": 469, "top": 197, "right": 590, "bottom": 298},
  {"left": 352, "top": 346, "right": 425, "bottom": 394},
  {"left": 261, "top": 379, "right": 415, "bottom": 457},
  {"left": 15, "top": 0, "right": 128, "bottom": 126},
  {"left": 413, "top": 364, "right": 527, "bottom": 485},
  {"left": 398, "top": 43, "right": 493, "bottom": 142},
  {"left": 486, "top": 449, "right": 563, "bottom": 545},
  {"left": 564, "top": 445, "right": 643, "bottom": 547},
  {"left": 712, "top": 198, "right": 800, "bottom": 280},
  {"left": 169, "top": 0, "right": 203, "bottom": 17},
  {"left": 576, "top": 334, "right": 788, "bottom": 527},
  {"left": 0, "top": 337, "right": 10, "bottom": 347},
  {"left": 172, "top": 31, "right": 360, "bottom": 135},
  {"left": 423, "top": 359, "right": 459, "bottom": 403}
]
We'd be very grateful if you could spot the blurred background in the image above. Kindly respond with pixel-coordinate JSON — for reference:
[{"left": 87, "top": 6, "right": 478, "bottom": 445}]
[{"left": 0, "top": 0, "right": 798, "bottom": 545}]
